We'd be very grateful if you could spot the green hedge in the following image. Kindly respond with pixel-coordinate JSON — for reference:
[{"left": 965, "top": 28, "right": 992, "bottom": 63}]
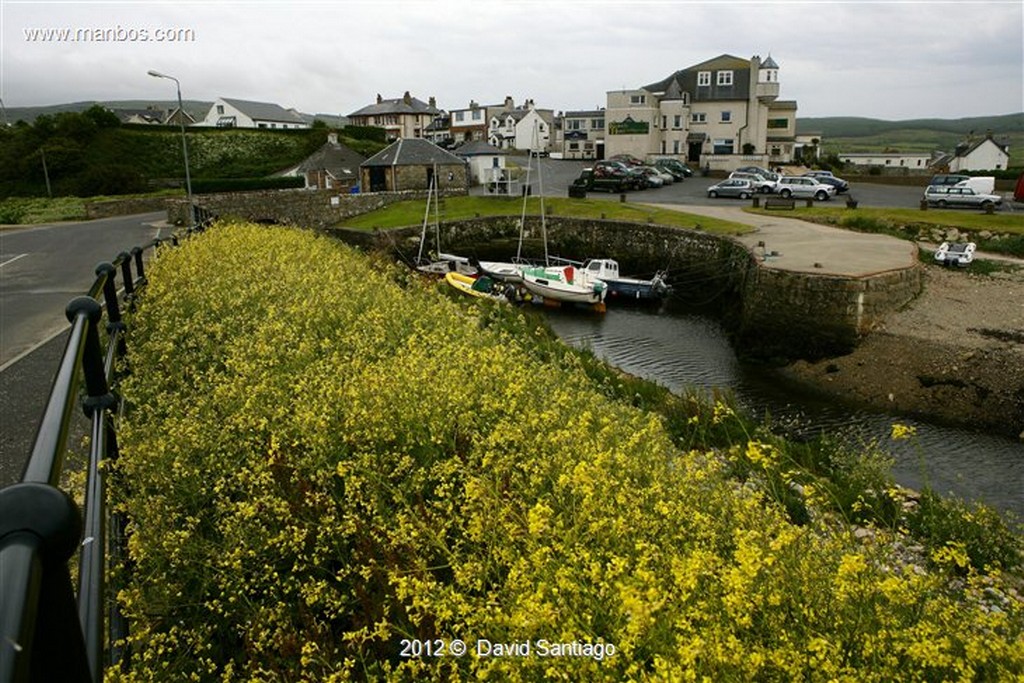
[
  {"left": 110, "top": 223, "right": 1023, "bottom": 681},
  {"left": 190, "top": 176, "right": 305, "bottom": 194}
]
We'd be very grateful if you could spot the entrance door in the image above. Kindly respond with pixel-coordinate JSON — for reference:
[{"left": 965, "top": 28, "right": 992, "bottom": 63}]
[
  {"left": 369, "top": 167, "right": 387, "bottom": 192},
  {"left": 688, "top": 142, "right": 702, "bottom": 164}
]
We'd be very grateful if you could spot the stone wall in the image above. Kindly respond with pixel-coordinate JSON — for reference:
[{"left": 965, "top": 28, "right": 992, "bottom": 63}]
[
  {"left": 167, "top": 187, "right": 467, "bottom": 228},
  {"left": 739, "top": 264, "right": 923, "bottom": 360},
  {"left": 329, "top": 216, "right": 923, "bottom": 359}
]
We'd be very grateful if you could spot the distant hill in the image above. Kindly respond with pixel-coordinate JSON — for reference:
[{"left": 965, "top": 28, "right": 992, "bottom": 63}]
[
  {"left": 796, "top": 113, "right": 1023, "bottom": 167},
  {"left": 796, "top": 113, "right": 1023, "bottom": 138},
  {"left": 3, "top": 100, "right": 213, "bottom": 125}
]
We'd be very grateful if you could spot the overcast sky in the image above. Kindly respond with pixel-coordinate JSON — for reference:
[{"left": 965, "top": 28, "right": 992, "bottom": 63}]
[{"left": 2, "top": 0, "right": 1022, "bottom": 121}]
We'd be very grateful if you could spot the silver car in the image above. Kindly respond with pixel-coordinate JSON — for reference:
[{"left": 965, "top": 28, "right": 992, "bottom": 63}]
[
  {"left": 923, "top": 185, "right": 1001, "bottom": 209},
  {"left": 776, "top": 176, "right": 835, "bottom": 201},
  {"left": 729, "top": 171, "right": 777, "bottom": 193},
  {"left": 707, "top": 178, "right": 756, "bottom": 199}
]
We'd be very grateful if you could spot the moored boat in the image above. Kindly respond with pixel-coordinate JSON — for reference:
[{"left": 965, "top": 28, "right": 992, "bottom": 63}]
[{"left": 581, "top": 258, "right": 670, "bottom": 302}]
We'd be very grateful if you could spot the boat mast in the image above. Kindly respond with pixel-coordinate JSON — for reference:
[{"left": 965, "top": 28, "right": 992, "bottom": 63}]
[
  {"left": 417, "top": 169, "right": 436, "bottom": 264},
  {"left": 517, "top": 141, "right": 532, "bottom": 261}
]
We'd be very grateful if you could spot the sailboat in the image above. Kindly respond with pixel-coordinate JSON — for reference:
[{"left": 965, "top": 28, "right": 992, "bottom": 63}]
[
  {"left": 415, "top": 166, "right": 475, "bottom": 276},
  {"left": 511, "top": 132, "right": 607, "bottom": 309}
]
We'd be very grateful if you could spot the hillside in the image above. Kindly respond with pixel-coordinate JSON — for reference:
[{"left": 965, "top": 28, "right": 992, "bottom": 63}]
[{"left": 797, "top": 114, "right": 1024, "bottom": 167}]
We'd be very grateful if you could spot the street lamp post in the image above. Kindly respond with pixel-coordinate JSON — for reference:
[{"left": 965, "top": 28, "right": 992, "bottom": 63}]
[{"left": 147, "top": 70, "right": 195, "bottom": 229}]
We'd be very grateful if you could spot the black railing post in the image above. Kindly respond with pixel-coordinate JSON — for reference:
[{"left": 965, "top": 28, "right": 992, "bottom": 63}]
[
  {"left": 118, "top": 252, "right": 134, "bottom": 300},
  {"left": 0, "top": 483, "right": 89, "bottom": 682},
  {"left": 131, "top": 247, "right": 145, "bottom": 286},
  {"left": 97, "top": 263, "right": 127, "bottom": 359}
]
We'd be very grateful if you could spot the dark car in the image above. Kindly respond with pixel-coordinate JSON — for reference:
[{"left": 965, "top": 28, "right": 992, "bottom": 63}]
[
  {"left": 929, "top": 174, "right": 971, "bottom": 186},
  {"left": 653, "top": 158, "right": 693, "bottom": 180},
  {"left": 804, "top": 173, "right": 849, "bottom": 194}
]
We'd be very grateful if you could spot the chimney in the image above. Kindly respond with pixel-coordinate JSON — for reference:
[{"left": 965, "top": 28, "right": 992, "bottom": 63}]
[
  {"left": 505, "top": 95, "right": 514, "bottom": 109},
  {"left": 429, "top": 96, "right": 436, "bottom": 109},
  {"left": 376, "top": 93, "right": 382, "bottom": 104},
  {"left": 403, "top": 91, "right": 412, "bottom": 105}
]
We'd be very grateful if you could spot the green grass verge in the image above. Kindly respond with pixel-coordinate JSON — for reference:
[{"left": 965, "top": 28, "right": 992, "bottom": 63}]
[
  {"left": 339, "top": 196, "right": 755, "bottom": 235},
  {"left": 0, "top": 190, "right": 185, "bottom": 225}
]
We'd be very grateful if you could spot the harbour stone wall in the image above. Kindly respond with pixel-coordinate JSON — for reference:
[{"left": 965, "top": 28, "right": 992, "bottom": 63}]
[
  {"left": 183, "top": 190, "right": 922, "bottom": 361},
  {"left": 328, "top": 216, "right": 923, "bottom": 361}
]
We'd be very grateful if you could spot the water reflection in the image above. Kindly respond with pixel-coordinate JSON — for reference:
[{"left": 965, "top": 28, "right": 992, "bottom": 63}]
[{"left": 542, "top": 306, "right": 1024, "bottom": 519}]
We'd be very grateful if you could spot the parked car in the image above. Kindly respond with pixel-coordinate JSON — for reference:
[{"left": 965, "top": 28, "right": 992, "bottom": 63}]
[
  {"left": 593, "top": 160, "right": 645, "bottom": 190},
  {"left": 804, "top": 173, "right": 850, "bottom": 194},
  {"left": 649, "top": 166, "right": 675, "bottom": 185},
  {"left": 923, "top": 185, "right": 1002, "bottom": 209},
  {"left": 736, "top": 165, "right": 777, "bottom": 179},
  {"left": 652, "top": 158, "right": 693, "bottom": 179},
  {"left": 572, "top": 168, "right": 630, "bottom": 193},
  {"left": 729, "top": 171, "right": 777, "bottom": 193},
  {"left": 707, "top": 178, "right": 756, "bottom": 199},
  {"left": 929, "top": 174, "right": 971, "bottom": 186},
  {"left": 776, "top": 176, "right": 836, "bottom": 201},
  {"left": 637, "top": 166, "right": 665, "bottom": 188}
]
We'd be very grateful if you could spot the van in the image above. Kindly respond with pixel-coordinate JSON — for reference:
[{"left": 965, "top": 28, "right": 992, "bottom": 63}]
[
  {"left": 954, "top": 176, "right": 995, "bottom": 195},
  {"left": 928, "top": 174, "right": 970, "bottom": 186}
]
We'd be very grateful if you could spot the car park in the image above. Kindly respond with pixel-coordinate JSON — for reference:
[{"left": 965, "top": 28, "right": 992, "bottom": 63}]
[
  {"left": 776, "top": 176, "right": 836, "bottom": 201},
  {"left": 729, "top": 171, "right": 777, "bottom": 193},
  {"left": 707, "top": 178, "right": 756, "bottom": 199},
  {"left": 923, "top": 185, "right": 1002, "bottom": 209}
]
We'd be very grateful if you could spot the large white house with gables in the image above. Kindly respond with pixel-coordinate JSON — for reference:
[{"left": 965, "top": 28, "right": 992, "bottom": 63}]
[
  {"left": 199, "top": 98, "right": 309, "bottom": 129},
  {"left": 603, "top": 54, "right": 797, "bottom": 171}
]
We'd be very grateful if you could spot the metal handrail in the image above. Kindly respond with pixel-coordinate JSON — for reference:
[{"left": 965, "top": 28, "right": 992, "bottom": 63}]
[{"left": 0, "top": 213, "right": 212, "bottom": 683}]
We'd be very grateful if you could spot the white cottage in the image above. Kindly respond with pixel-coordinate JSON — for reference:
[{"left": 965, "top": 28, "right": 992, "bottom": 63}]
[
  {"left": 454, "top": 140, "right": 508, "bottom": 187},
  {"left": 199, "top": 97, "right": 310, "bottom": 129},
  {"left": 949, "top": 135, "right": 1011, "bottom": 172}
]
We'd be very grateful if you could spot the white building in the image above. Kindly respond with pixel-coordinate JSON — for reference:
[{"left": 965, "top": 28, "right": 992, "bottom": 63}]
[
  {"left": 949, "top": 135, "right": 1011, "bottom": 172},
  {"left": 199, "top": 97, "right": 309, "bottom": 129},
  {"left": 454, "top": 140, "right": 508, "bottom": 186},
  {"left": 604, "top": 54, "right": 797, "bottom": 171},
  {"left": 839, "top": 152, "right": 933, "bottom": 170}
]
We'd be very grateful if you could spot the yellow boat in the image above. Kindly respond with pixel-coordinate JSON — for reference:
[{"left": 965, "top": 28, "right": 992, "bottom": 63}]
[{"left": 444, "top": 271, "right": 508, "bottom": 301}]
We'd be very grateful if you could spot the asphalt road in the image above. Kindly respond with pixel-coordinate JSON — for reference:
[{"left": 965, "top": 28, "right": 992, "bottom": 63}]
[
  {"left": 0, "top": 211, "right": 168, "bottom": 486},
  {"left": 471, "top": 156, "right": 954, "bottom": 209},
  {"left": 0, "top": 211, "right": 167, "bottom": 367}
]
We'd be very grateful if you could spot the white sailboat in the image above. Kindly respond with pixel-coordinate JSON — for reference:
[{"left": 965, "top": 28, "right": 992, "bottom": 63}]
[{"left": 415, "top": 166, "right": 475, "bottom": 276}]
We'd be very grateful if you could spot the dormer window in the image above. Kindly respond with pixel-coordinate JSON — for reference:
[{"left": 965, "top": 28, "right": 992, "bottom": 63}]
[
  {"left": 717, "top": 71, "right": 734, "bottom": 86},
  {"left": 630, "top": 94, "right": 646, "bottom": 105},
  {"left": 697, "top": 71, "right": 711, "bottom": 87}
]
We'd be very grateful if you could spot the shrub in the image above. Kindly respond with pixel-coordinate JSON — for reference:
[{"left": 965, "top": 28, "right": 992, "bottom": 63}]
[{"left": 111, "top": 223, "right": 1023, "bottom": 681}]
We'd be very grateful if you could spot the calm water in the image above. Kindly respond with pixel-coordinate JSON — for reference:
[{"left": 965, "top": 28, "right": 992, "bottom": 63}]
[{"left": 543, "top": 306, "right": 1024, "bottom": 519}]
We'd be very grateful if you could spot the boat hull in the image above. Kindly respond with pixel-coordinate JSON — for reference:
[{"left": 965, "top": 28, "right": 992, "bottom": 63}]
[{"left": 520, "top": 271, "right": 606, "bottom": 305}]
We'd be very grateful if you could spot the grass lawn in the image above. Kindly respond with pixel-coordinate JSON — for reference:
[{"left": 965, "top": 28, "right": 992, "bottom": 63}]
[
  {"left": 338, "top": 195, "right": 756, "bottom": 235},
  {"left": 746, "top": 205, "right": 1024, "bottom": 234},
  {"left": 0, "top": 190, "right": 185, "bottom": 226}
]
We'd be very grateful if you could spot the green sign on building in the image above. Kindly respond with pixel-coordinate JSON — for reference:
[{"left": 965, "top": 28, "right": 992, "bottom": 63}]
[{"left": 609, "top": 117, "right": 649, "bottom": 135}]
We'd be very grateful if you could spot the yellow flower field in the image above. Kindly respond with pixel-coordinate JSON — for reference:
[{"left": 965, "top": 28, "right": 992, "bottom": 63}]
[{"left": 110, "top": 222, "right": 1022, "bottom": 681}]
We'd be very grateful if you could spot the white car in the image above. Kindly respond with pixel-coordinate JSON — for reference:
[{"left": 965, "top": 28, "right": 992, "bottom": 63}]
[
  {"left": 924, "top": 185, "right": 1001, "bottom": 210},
  {"left": 776, "top": 176, "right": 836, "bottom": 201},
  {"left": 729, "top": 171, "right": 777, "bottom": 194}
]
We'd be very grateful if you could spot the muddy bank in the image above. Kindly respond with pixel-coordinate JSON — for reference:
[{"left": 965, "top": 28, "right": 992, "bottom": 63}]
[{"left": 780, "top": 266, "right": 1024, "bottom": 439}]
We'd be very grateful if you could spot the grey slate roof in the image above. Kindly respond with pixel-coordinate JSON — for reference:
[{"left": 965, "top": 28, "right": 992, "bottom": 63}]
[
  {"left": 361, "top": 138, "right": 465, "bottom": 167},
  {"left": 644, "top": 54, "right": 752, "bottom": 102},
  {"left": 221, "top": 98, "right": 307, "bottom": 124},
  {"left": 762, "top": 55, "right": 779, "bottom": 69},
  {"left": 454, "top": 141, "right": 504, "bottom": 156},
  {"left": 349, "top": 96, "right": 440, "bottom": 118},
  {"left": 298, "top": 140, "right": 366, "bottom": 179}
]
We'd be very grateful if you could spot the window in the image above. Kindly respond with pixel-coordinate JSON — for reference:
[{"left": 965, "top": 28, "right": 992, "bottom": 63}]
[
  {"left": 721, "top": 111, "right": 731, "bottom": 123},
  {"left": 673, "top": 115, "right": 682, "bottom": 128},
  {"left": 691, "top": 112, "right": 706, "bottom": 123},
  {"left": 713, "top": 138, "right": 734, "bottom": 154},
  {"left": 455, "top": 111, "right": 464, "bottom": 122},
  {"left": 567, "top": 120, "right": 581, "bottom": 130},
  {"left": 697, "top": 71, "right": 711, "bottom": 87},
  {"left": 630, "top": 94, "right": 646, "bottom": 105},
  {"left": 216, "top": 105, "right": 224, "bottom": 114},
  {"left": 472, "top": 110, "right": 482, "bottom": 120},
  {"left": 591, "top": 118, "right": 604, "bottom": 129},
  {"left": 767, "top": 118, "right": 788, "bottom": 129},
  {"left": 673, "top": 140, "right": 680, "bottom": 154},
  {"left": 569, "top": 142, "right": 579, "bottom": 150},
  {"left": 717, "top": 70, "right": 734, "bottom": 86},
  {"left": 661, "top": 116, "right": 667, "bottom": 129}
]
